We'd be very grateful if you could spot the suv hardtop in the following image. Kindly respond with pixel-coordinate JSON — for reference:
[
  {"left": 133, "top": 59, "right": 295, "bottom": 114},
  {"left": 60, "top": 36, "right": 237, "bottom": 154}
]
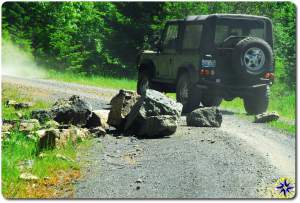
[{"left": 137, "top": 14, "right": 274, "bottom": 114}]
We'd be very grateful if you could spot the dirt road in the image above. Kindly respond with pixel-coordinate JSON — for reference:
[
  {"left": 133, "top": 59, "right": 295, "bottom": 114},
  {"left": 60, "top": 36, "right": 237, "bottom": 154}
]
[{"left": 2, "top": 75, "right": 296, "bottom": 198}]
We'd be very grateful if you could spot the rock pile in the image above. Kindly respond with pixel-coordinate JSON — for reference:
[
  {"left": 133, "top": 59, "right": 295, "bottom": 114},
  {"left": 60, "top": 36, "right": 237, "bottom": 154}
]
[
  {"left": 3, "top": 95, "right": 108, "bottom": 151},
  {"left": 108, "top": 89, "right": 182, "bottom": 138}
]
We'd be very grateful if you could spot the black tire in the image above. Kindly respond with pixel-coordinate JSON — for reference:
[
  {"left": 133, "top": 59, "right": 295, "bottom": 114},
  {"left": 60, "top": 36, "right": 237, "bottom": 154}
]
[
  {"left": 201, "top": 95, "right": 222, "bottom": 107},
  {"left": 232, "top": 37, "right": 273, "bottom": 77},
  {"left": 176, "top": 73, "right": 201, "bottom": 113},
  {"left": 137, "top": 69, "right": 152, "bottom": 95},
  {"left": 243, "top": 85, "right": 270, "bottom": 115}
]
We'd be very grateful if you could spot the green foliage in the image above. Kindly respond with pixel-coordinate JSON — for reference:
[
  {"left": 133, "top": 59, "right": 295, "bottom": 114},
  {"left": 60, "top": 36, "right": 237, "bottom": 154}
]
[
  {"left": 47, "top": 70, "right": 136, "bottom": 90},
  {"left": 2, "top": 1, "right": 296, "bottom": 86}
]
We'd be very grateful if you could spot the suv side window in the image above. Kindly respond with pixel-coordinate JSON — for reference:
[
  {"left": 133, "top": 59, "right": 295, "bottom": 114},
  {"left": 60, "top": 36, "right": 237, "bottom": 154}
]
[
  {"left": 162, "top": 24, "right": 179, "bottom": 51},
  {"left": 182, "top": 24, "right": 203, "bottom": 49}
]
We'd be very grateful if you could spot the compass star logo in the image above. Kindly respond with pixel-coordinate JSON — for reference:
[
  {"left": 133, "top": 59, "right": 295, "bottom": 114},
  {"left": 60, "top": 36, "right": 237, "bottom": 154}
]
[{"left": 275, "top": 179, "right": 294, "bottom": 197}]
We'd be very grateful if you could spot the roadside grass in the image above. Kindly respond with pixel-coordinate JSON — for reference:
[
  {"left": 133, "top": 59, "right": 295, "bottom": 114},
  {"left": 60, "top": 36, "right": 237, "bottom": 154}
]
[
  {"left": 221, "top": 83, "right": 296, "bottom": 134},
  {"left": 1, "top": 85, "right": 89, "bottom": 198},
  {"left": 47, "top": 70, "right": 136, "bottom": 90},
  {"left": 46, "top": 70, "right": 295, "bottom": 134}
]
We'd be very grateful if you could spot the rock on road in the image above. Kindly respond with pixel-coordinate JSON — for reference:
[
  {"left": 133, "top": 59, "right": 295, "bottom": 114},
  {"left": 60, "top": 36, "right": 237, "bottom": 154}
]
[{"left": 2, "top": 75, "right": 296, "bottom": 198}]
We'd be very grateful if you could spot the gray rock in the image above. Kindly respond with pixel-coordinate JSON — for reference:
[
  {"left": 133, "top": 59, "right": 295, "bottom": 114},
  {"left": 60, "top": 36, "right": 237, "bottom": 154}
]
[
  {"left": 56, "top": 154, "right": 75, "bottom": 162},
  {"left": 108, "top": 90, "right": 140, "bottom": 130},
  {"left": 18, "top": 159, "right": 34, "bottom": 171},
  {"left": 19, "top": 172, "right": 38, "bottom": 181},
  {"left": 86, "top": 110, "right": 109, "bottom": 129},
  {"left": 1, "top": 123, "right": 13, "bottom": 132},
  {"left": 36, "top": 128, "right": 58, "bottom": 150},
  {"left": 57, "top": 126, "right": 91, "bottom": 147},
  {"left": 125, "top": 89, "right": 182, "bottom": 137},
  {"left": 6, "top": 100, "right": 33, "bottom": 109},
  {"left": 50, "top": 95, "right": 92, "bottom": 126},
  {"left": 137, "top": 115, "right": 178, "bottom": 138},
  {"left": 44, "top": 120, "right": 60, "bottom": 128},
  {"left": 254, "top": 112, "right": 280, "bottom": 123},
  {"left": 89, "top": 126, "right": 106, "bottom": 137},
  {"left": 19, "top": 119, "right": 40, "bottom": 132},
  {"left": 31, "top": 109, "right": 53, "bottom": 124},
  {"left": 186, "top": 107, "right": 222, "bottom": 127}
]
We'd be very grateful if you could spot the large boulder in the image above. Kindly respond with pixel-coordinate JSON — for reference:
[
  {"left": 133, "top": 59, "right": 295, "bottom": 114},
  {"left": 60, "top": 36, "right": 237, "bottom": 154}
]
[
  {"left": 137, "top": 115, "right": 178, "bottom": 138},
  {"left": 108, "top": 90, "right": 140, "bottom": 130},
  {"left": 124, "top": 89, "right": 182, "bottom": 137},
  {"left": 50, "top": 95, "right": 92, "bottom": 127},
  {"left": 186, "top": 107, "right": 222, "bottom": 127},
  {"left": 254, "top": 112, "right": 279, "bottom": 123}
]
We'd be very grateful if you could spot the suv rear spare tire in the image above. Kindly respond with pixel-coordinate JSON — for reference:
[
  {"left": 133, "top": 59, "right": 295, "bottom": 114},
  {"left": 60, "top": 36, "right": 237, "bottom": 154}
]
[
  {"left": 243, "top": 85, "right": 270, "bottom": 115},
  {"left": 232, "top": 37, "right": 273, "bottom": 77}
]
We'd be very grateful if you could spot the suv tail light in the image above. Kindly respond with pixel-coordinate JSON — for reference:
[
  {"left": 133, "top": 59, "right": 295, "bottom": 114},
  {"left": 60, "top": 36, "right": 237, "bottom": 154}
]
[
  {"left": 264, "top": 72, "right": 274, "bottom": 80},
  {"left": 200, "top": 69, "right": 214, "bottom": 76}
]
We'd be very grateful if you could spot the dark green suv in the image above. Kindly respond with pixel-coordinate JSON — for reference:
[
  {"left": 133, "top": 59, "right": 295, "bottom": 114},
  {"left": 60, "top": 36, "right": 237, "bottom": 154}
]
[{"left": 137, "top": 14, "right": 274, "bottom": 114}]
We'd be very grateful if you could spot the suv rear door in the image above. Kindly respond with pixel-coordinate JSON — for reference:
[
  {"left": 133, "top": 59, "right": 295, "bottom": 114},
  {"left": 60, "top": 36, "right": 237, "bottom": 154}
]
[{"left": 156, "top": 22, "right": 179, "bottom": 79}]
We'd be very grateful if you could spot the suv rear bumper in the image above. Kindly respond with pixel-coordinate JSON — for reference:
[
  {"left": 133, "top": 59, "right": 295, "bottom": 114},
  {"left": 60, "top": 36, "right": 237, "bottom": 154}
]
[{"left": 196, "top": 78, "right": 272, "bottom": 99}]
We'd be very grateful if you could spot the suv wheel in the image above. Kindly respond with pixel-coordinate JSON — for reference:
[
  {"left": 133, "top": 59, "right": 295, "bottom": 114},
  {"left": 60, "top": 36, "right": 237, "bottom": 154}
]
[
  {"left": 243, "top": 85, "right": 270, "bottom": 115},
  {"left": 137, "top": 70, "right": 151, "bottom": 95},
  {"left": 176, "top": 73, "right": 201, "bottom": 113},
  {"left": 201, "top": 95, "right": 222, "bottom": 107}
]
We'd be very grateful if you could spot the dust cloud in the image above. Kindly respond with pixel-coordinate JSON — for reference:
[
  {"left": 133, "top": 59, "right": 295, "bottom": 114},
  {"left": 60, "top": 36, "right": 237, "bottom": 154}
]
[{"left": 1, "top": 40, "right": 46, "bottom": 78}]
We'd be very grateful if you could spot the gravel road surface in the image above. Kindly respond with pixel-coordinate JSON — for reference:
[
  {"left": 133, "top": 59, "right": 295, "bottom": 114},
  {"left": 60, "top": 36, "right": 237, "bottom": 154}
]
[{"left": 2, "top": 75, "right": 296, "bottom": 199}]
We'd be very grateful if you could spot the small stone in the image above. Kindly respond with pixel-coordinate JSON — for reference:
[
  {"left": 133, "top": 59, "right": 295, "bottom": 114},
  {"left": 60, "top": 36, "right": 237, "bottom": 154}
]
[
  {"left": 38, "top": 153, "right": 47, "bottom": 158},
  {"left": 16, "top": 112, "right": 23, "bottom": 118},
  {"left": 89, "top": 126, "right": 106, "bottom": 137},
  {"left": 37, "top": 128, "right": 58, "bottom": 150},
  {"left": 56, "top": 154, "right": 75, "bottom": 162},
  {"left": 18, "top": 159, "right": 34, "bottom": 171},
  {"left": 1, "top": 123, "right": 13, "bottom": 132},
  {"left": 254, "top": 112, "right": 279, "bottom": 123},
  {"left": 19, "top": 173, "right": 38, "bottom": 181},
  {"left": 6, "top": 100, "right": 17, "bottom": 106},
  {"left": 6, "top": 100, "right": 33, "bottom": 109},
  {"left": 44, "top": 120, "right": 60, "bottom": 128},
  {"left": 136, "top": 178, "right": 143, "bottom": 183},
  {"left": 19, "top": 119, "right": 40, "bottom": 132}
]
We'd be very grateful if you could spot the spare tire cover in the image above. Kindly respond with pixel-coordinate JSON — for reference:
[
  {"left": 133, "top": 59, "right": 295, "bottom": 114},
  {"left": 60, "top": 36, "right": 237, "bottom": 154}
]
[{"left": 232, "top": 37, "right": 273, "bottom": 76}]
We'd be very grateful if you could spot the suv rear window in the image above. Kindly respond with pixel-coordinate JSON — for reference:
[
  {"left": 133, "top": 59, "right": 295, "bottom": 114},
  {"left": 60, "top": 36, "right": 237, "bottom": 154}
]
[
  {"left": 182, "top": 24, "right": 203, "bottom": 49},
  {"left": 214, "top": 18, "right": 266, "bottom": 45}
]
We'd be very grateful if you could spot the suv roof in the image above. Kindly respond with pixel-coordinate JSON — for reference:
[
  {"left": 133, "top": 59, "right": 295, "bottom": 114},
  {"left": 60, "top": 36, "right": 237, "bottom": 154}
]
[{"left": 168, "top": 14, "right": 271, "bottom": 23}]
